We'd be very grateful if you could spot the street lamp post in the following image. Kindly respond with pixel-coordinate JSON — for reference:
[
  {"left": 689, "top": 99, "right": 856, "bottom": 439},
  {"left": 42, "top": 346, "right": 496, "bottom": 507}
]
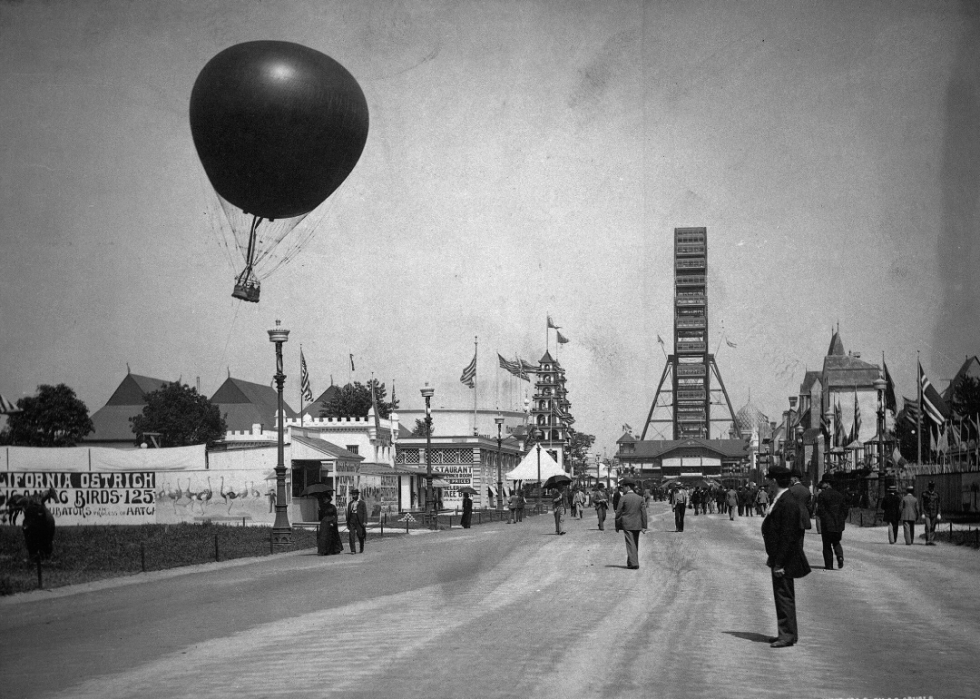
[
  {"left": 268, "top": 320, "right": 292, "bottom": 549},
  {"left": 420, "top": 383, "right": 435, "bottom": 524},
  {"left": 495, "top": 414, "right": 504, "bottom": 511},
  {"left": 535, "top": 428, "right": 542, "bottom": 513}
]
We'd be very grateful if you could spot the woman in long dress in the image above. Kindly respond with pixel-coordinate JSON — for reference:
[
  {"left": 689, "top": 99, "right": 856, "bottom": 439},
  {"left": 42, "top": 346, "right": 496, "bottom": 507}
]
[{"left": 317, "top": 493, "right": 344, "bottom": 555}]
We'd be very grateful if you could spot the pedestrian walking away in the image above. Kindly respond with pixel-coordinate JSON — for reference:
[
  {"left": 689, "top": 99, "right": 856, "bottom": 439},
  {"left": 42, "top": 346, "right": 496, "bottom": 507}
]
[
  {"left": 726, "top": 487, "right": 739, "bottom": 521},
  {"left": 673, "top": 484, "right": 689, "bottom": 532},
  {"left": 508, "top": 489, "right": 519, "bottom": 524},
  {"left": 460, "top": 492, "right": 473, "bottom": 529},
  {"left": 921, "top": 481, "right": 941, "bottom": 546},
  {"left": 517, "top": 490, "right": 526, "bottom": 522},
  {"left": 615, "top": 481, "right": 647, "bottom": 569},
  {"left": 593, "top": 483, "right": 609, "bottom": 530},
  {"left": 761, "top": 465, "right": 811, "bottom": 648},
  {"left": 813, "top": 479, "right": 848, "bottom": 569},
  {"left": 880, "top": 485, "right": 901, "bottom": 544},
  {"left": 346, "top": 488, "right": 367, "bottom": 554},
  {"left": 900, "top": 486, "right": 920, "bottom": 545}
]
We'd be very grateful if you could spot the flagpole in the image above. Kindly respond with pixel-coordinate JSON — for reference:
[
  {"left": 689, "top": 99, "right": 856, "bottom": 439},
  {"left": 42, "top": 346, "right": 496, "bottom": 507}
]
[
  {"left": 299, "top": 345, "right": 304, "bottom": 419},
  {"left": 917, "top": 353, "right": 922, "bottom": 466}
]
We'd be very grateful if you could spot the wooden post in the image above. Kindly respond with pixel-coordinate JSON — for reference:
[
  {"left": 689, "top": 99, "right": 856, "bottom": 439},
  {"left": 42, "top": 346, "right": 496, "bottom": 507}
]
[
  {"left": 215, "top": 534, "right": 219, "bottom": 562},
  {"left": 36, "top": 555, "right": 42, "bottom": 590},
  {"left": 140, "top": 542, "right": 146, "bottom": 572},
  {"left": 270, "top": 529, "right": 274, "bottom": 554}
]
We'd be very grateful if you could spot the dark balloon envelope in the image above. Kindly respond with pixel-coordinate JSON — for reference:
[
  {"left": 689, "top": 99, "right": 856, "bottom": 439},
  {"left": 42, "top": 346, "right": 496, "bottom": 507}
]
[{"left": 190, "top": 41, "right": 369, "bottom": 220}]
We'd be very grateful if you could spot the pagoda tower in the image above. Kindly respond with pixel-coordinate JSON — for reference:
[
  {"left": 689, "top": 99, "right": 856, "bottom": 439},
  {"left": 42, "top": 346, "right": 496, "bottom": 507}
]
[
  {"left": 642, "top": 226, "right": 737, "bottom": 440},
  {"left": 529, "top": 350, "right": 574, "bottom": 470}
]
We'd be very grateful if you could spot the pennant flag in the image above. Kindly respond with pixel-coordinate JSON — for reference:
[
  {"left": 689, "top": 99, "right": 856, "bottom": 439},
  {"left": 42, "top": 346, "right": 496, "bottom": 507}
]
[
  {"left": 547, "top": 314, "right": 560, "bottom": 330},
  {"left": 460, "top": 351, "right": 477, "bottom": 388},
  {"left": 370, "top": 380, "right": 381, "bottom": 431},
  {"left": 930, "top": 425, "right": 937, "bottom": 454},
  {"left": 725, "top": 338, "right": 738, "bottom": 348},
  {"left": 300, "top": 350, "right": 313, "bottom": 403},
  {"left": 556, "top": 331, "right": 569, "bottom": 344},
  {"left": 919, "top": 361, "right": 949, "bottom": 424},
  {"left": 350, "top": 354, "right": 355, "bottom": 372},
  {"left": 657, "top": 334, "right": 665, "bottom": 346},
  {"left": 517, "top": 357, "right": 536, "bottom": 382},
  {"left": 0, "top": 392, "right": 20, "bottom": 414},
  {"left": 882, "top": 361, "right": 897, "bottom": 413}
]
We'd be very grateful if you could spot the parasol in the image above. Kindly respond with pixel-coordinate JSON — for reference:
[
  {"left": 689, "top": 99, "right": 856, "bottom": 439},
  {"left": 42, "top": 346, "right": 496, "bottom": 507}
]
[{"left": 543, "top": 474, "right": 572, "bottom": 489}]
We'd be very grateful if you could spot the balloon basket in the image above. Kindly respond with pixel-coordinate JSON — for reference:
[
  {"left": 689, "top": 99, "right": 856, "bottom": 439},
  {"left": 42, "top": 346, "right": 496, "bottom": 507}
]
[{"left": 232, "top": 282, "right": 260, "bottom": 303}]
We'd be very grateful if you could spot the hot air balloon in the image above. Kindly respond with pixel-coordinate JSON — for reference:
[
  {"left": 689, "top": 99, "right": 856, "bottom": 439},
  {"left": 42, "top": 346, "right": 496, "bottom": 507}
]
[{"left": 190, "top": 41, "right": 369, "bottom": 302}]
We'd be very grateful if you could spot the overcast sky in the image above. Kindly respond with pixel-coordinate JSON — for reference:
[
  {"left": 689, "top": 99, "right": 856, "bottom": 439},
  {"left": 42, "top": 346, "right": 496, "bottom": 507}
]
[{"left": 1, "top": 0, "right": 978, "bottom": 454}]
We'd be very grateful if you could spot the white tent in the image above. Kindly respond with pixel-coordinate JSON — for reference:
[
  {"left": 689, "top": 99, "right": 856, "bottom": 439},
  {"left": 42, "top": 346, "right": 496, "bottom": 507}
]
[{"left": 505, "top": 447, "right": 565, "bottom": 481}]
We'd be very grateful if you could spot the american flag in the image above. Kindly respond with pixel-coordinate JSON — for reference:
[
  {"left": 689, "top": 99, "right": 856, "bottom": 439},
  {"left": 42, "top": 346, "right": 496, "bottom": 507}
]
[
  {"left": 460, "top": 351, "right": 476, "bottom": 388},
  {"left": 300, "top": 350, "right": 313, "bottom": 403}
]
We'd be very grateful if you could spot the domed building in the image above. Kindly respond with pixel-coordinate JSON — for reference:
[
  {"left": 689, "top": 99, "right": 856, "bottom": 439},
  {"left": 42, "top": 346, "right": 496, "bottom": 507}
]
[{"left": 734, "top": 397, "right": 773, "bottom": 444}]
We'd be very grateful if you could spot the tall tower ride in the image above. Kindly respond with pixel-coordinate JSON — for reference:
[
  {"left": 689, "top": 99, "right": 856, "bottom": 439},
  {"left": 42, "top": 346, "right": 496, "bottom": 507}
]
[{"left": 642, "top": 227, "right": 737, "bottom": 440}]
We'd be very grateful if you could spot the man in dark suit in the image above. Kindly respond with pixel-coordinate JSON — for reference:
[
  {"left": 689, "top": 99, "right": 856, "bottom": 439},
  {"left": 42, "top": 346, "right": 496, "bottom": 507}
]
[
  {"left": 813, "top": 479, "right": 849, "bottom": 569},
  {"left": 346, "top": 488, "right": 368, "bottom": 554},
  {"left": 615, "top": 481, "right": 648, "bottom": 569},
  {"left": 762, "top": 466, "right": 811, "bottom": 648},
  {"left": 790, "top": 473, "right": 813, "bottom": 532}
]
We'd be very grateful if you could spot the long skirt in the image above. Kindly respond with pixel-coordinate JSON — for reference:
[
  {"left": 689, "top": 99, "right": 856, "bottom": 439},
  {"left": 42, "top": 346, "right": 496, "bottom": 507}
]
[{"left": 317, "top": 518, "right": 344, "bottom": 555}]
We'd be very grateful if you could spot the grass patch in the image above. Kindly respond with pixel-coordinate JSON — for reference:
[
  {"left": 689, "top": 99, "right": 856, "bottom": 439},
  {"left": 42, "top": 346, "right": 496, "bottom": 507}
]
[{"left": 0, "top": 522, "right": 316, "bottom": 596}]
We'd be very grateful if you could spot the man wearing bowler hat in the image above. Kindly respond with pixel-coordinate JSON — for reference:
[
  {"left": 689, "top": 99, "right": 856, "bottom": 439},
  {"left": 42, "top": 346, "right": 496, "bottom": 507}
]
[
  {"left": 761, "top": 465, "right": 811, "bottom": 648},
  {"left": 346, "top": 488, "right": 368, "bottom": 554}
]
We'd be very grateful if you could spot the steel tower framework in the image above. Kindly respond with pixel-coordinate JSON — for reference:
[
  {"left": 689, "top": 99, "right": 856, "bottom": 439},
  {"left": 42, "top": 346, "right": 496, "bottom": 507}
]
[{"left": 642, "top": 227, "right": 737, "bottom": 440}]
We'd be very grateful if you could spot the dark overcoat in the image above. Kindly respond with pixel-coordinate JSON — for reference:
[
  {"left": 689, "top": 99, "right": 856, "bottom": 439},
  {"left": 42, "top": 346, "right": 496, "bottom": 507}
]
[
  {"left": 761, "top": 492, "right": 811, "bottom": 579},
  {"left": 814, "top": 487, "right": 849, "bottom": 533}
]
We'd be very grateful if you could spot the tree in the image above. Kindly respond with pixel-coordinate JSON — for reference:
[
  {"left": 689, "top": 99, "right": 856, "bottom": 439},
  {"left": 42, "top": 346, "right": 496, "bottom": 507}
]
[
  {"left": 410, "top": 418, "right": 433, "bottom": 437},
  {"left": 0, "top": 384, "right": 93, "bottom": 446},
  {"left": 565, "top": 430, "right": 596, "bottom": 478},
  {"left": 951, "top": 377, "right": 980, "bottom": 437},
  {"left": 320, "top": 379, "right": 398, "bottom": 419},
  {"left": 129, "top": 382, "right": 227, "bottom": 448}
]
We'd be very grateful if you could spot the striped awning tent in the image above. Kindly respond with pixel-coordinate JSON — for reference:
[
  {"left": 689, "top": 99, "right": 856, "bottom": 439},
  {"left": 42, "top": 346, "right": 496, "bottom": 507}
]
[{"left": 0, "top": 392, "right": 21, "bottom": 414}]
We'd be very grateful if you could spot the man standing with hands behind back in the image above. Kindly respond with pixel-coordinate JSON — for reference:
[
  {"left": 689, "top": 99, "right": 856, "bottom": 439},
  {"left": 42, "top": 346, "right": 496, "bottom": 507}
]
[
  {"left": 761, "top": 465, "right": 811, "bottom": 648},
  {"left": 615, "top": 480, "right": 648, "bottom": 569}
]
